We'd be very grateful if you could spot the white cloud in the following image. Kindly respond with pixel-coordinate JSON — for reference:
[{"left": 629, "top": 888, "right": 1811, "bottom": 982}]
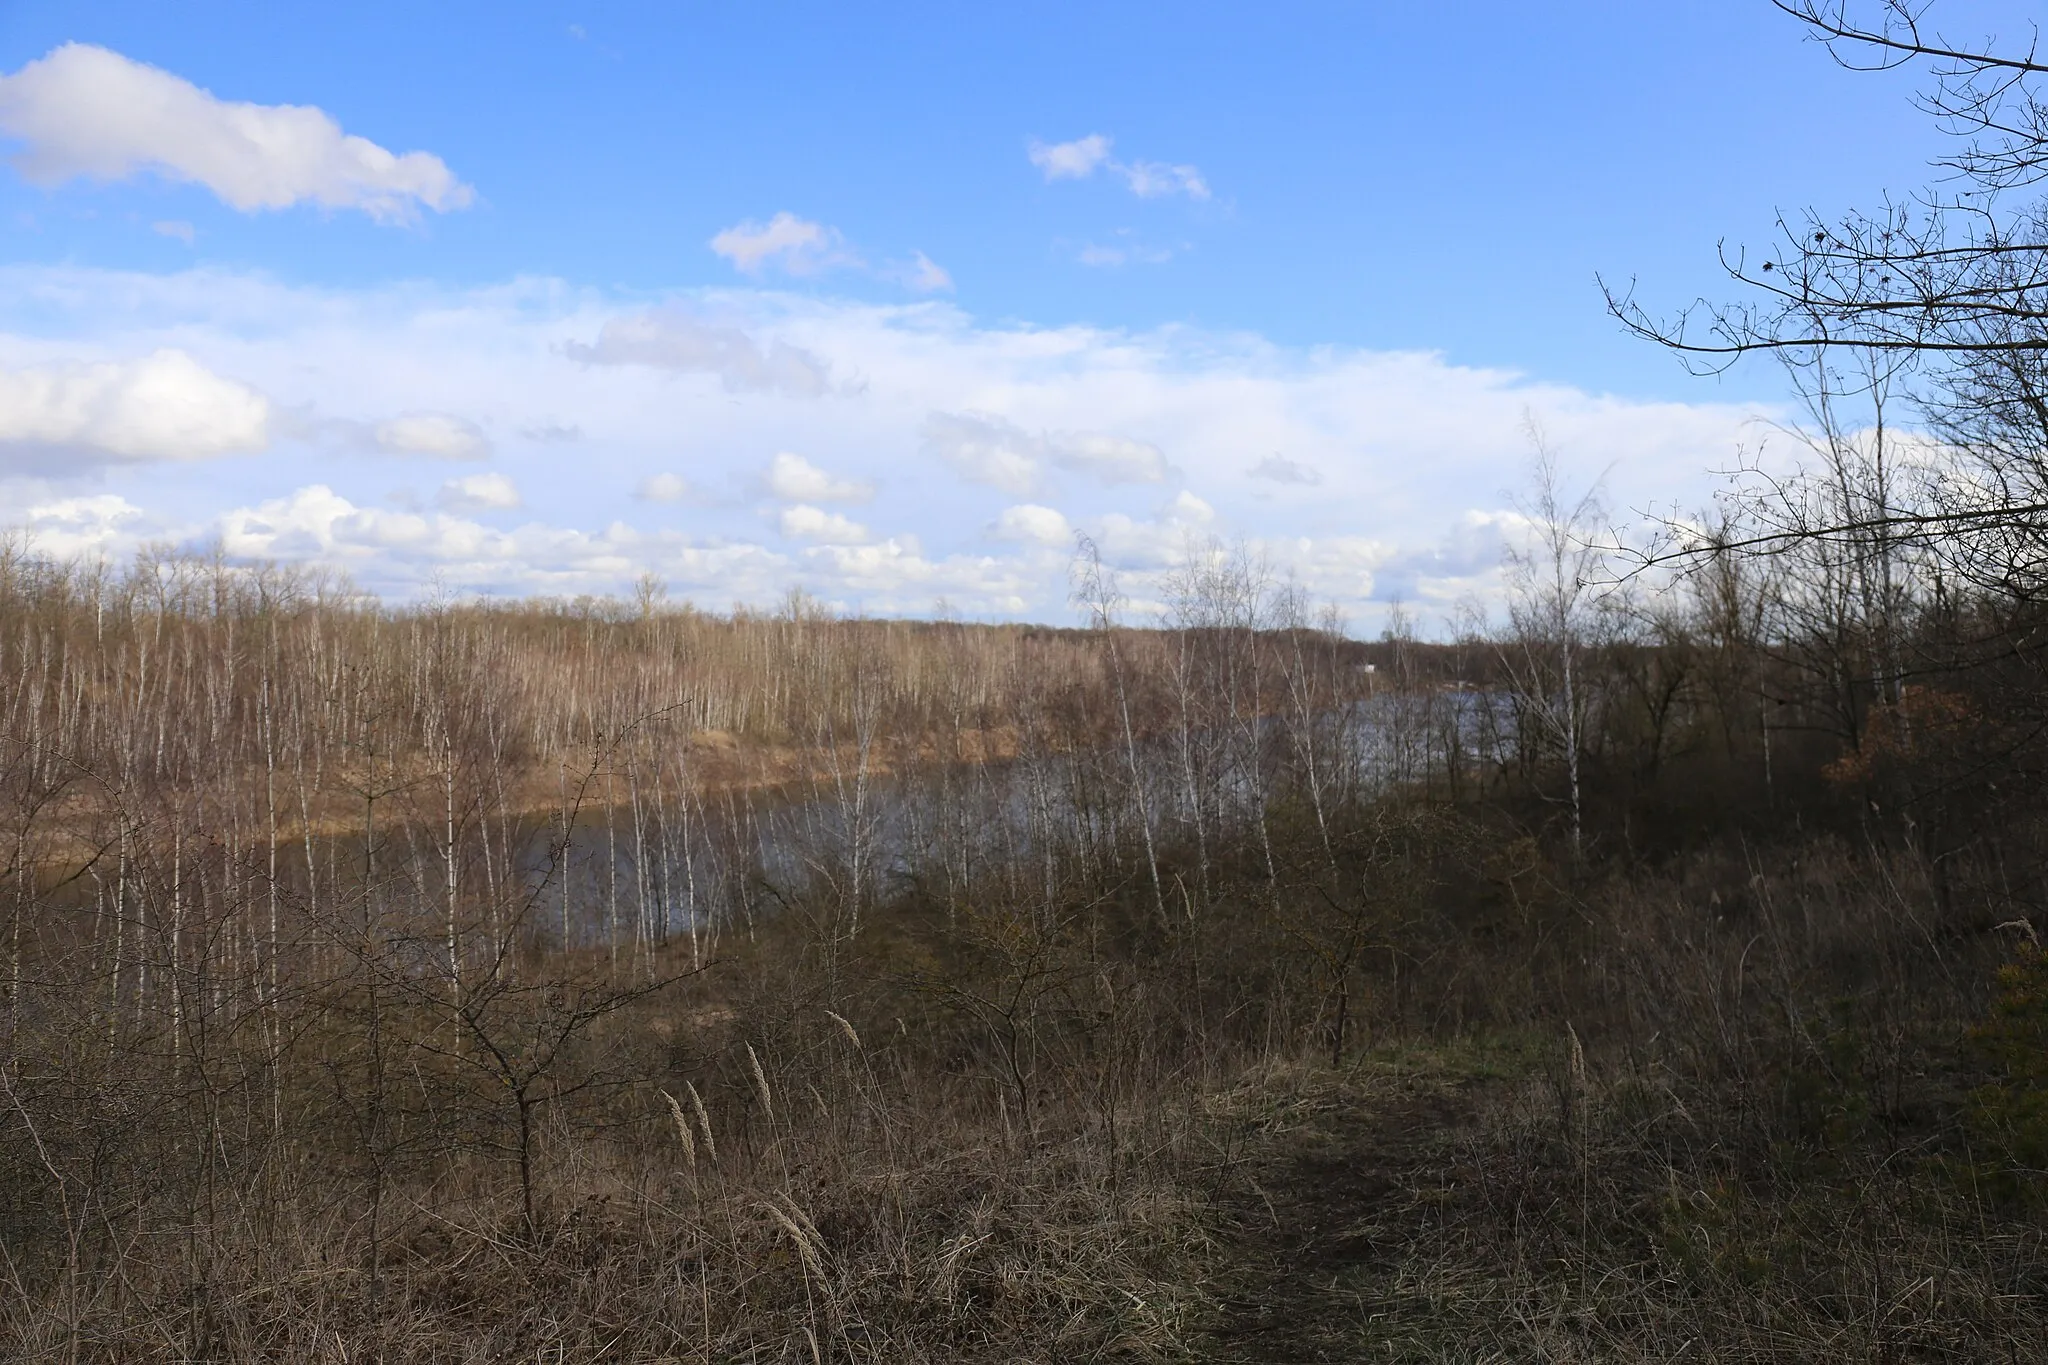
[
  {"left": 637, "top": 471, "right": 689, "bottom": 502},
  {"left": 152, "top": 219, "right": 194, "bottom": 244},
  {"left": 710, "top": 218, "right": 946, "bottom": 295},
  {"left": 220, "top": 484, "right": 515, "bottom": 568},
  {"left": 0, "top": 266, "right": 1774, "bottom": 625},
  {"left": 521, "top": 420, "right": 582, "bottom": 443},
  {"left": 921, "top": 412, "right": 1168, "bottom": 490},
  {"left": 1028, "top": 133, "right": 1208, "bottom": 200},
  {"left": 9, "top": 493, "right": 151, "bottom": 558},
  {"left": 1364, "top": 510, "right": 1520, "bottom": 605},
  {"left": 0, "top": 348, "right": 268, "bottom": 467},
  {"left": 565, "top": 309, "right": 830, "bottom": 395},
  {"left": 1271, "top": 535, "right": 1397, "bottom": 605},
  {"left": 765, "top": 450, "right": 871, "bottom": 503},
  {"left": 1056, "top": 431, "right": 1171, "bottom": 484},
  {"left": 0, "top": 44, "right": 472, "bottom": 222},
  {"left": 896, "top": 251, "right": 954, "bottom": 293},
  {"left": 1077, "top": 230, "right": 1176, "bottom": 269},
  {"left": 778, "top": 503, "right": 869, "bottom": 544},
  {"left": 1080, "top": 244, "right": 1170, "bottom": 268},
  {"left": 989, "top": 503, "right": 1072, "bottom": 546},
  {"left": 922, "top": 412, "right": 1044, "bottom": 495},
  {"left": 1249, "top": 453, "right": 1322, "bottom": 485},
  {"left": 439, "top": 471, "right": 520, "bottom": 511},
  {"left": 710, "top": 212, "right": 858, "bottom": 277},
  {"left": 1080, "top": 495, "right": 1219, "bottom": 578},
  {"left": 794, "top": 536, "right": 1037, "bottom": 613},
  {"left": 1091, "top": 511, "right": 1196, "bottom": 571},
  {"left": 1122, "top": 160, "right": 1209, "bottom": 200},
  {"left": 13, "top": 465, "right": 1026, "bottom": 616},
  {"left": 373, "top": 412, "right": 489, "bottom": 459},
  {"left": 1160, "top": 490, "right": 1214, "bottom": 524},
  {"left": 213, "top": 483, "right": 793, "bottom": 600},
  {"left": 1028, "top": 134, "right": 1112, "bottom": 180}
]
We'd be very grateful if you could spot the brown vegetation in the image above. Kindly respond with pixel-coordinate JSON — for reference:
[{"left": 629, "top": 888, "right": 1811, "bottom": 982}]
[{"left": 1, "top": 503, "right": 2044, "bottom": 1360}]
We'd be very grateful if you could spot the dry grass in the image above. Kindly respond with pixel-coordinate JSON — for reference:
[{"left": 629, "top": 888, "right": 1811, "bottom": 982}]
[
  {"left": 3, "top": 548, "right": 2046, "bottom": 1360},
  {"left": 3, "top": 1045, "right": 1224, "bottom": 1361},
  {"left": 3, "top": 822, "right": 2045, "bottom": 1362}
]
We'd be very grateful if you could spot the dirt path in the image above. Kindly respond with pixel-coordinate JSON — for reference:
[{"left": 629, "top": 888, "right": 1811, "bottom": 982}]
[{"left": 1191, "top": 1059, "right": 1500, "bottom": 1363}]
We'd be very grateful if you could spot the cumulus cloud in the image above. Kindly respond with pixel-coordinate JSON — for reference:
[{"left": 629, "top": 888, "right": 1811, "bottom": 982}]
[
  {"left": 710, "top": 212, "right": 858, "bottom": 276},
  {"left": 0, "top": 348, "right": 268, "bottom": 467},
  {"left": 9, "top": 493, "right": 151, "bottom": 558},
  {"left": 765, "top": 451, "right": 871, "bottom": 504},
  {"left": 214, "top": 483, "right": 1019, "bottom": 609},
  {"left": 7, "top": 476, "right": 1035, "bottom": 615},
  {"left": 438, "top": 471, "right": 520, "bottom": 511},
  {"left": 921, "top": 412, "right": 1169, "bottom": 491},
  {"left": 222, "top": 484, "right": 400, "bottom": 560},
  {"left": 0, "top": 266, "right": 1774, "bottom": 624},
  {"left": 1249, "top": 453, "right": 1322, "bottom": 485},
  {"left": 0, "top": 44, "right": 472, "bottom": 222},
  {"left": 791, "top": 535, "right": 1045, "bottom": 614},
  {"left": 1090, "top": 511, "right": 1193, "bottom": 571},
  {"left": 564, "top": 310, "right": 830, "bottom": 395},
  {"left": 636, "top": 472, "right": 690, "bottom": 503},
  {"left": 1266, "top": 535, "right": 1394, "bottom": 604},
  {"left": 373, "top": 412, "right": 489, "bottom": 459},
  {"left": 1363, "top": 511, "right": 1519, "bottom": 604},
  {"left": 1028, "top": 134, "right": 1112, "bottom": 180},
  {"left": 1028, "top": 133, "right": 1208, "bottom": 200},
  {"left": 214, "top": 484, "right": 788, "bottom": 599},
  {"left": 921, "top": 412, "right": 1045, "bottom": 495},
  {"left": 778, "top": 504, "right": 869, "bottom": 544},
  {"left": 1080, "top": 494, "right": 1220, "bottom": 577},
  {"left": 989, "top": 503, "right": 1072, "bottom": 546}
]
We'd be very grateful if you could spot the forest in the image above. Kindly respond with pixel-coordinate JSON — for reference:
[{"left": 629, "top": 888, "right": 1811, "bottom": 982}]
[{"left": 5, "top": 3, "right": 2048, "bottom": 1362}]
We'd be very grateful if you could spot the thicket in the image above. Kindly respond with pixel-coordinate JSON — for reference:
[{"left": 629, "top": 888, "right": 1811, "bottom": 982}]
[{"left": 0, "top": 498, "right": 2042, "bottom": 1359}]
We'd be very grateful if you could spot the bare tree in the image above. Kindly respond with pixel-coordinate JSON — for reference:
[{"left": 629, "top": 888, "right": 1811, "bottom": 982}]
[
  {"left": 1499, "top": 431, "right": 1609, "bottom": 858},
  {"left": 1072, "top": 536, "right": 1167, "bottom": 925}
]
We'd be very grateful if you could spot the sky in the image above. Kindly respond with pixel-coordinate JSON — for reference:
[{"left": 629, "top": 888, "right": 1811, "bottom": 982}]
[{"left": 0, "top": 1, "right": 2034, "bottom": 628}]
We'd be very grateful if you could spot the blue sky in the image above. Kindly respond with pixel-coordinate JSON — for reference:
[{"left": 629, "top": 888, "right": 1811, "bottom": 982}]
[{"left": 0, "top": 1, "right": 2029, "bottom": 625}]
